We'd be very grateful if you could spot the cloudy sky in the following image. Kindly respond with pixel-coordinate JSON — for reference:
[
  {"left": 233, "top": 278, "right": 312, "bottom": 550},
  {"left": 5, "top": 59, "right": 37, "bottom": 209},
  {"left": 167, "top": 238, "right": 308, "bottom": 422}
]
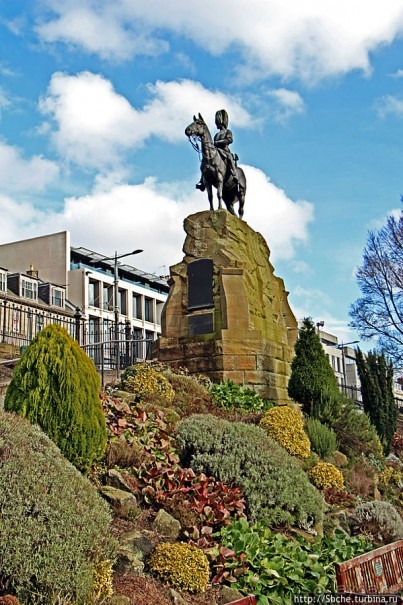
[{"left": 1, "top": 0, "right": 403, "bottom": 344}]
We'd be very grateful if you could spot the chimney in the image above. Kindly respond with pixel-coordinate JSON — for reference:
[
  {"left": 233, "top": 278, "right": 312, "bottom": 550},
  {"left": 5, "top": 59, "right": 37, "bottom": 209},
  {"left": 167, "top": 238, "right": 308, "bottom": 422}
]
[{"left": 27, "top": 264, "right": 39, "bottom": 278}]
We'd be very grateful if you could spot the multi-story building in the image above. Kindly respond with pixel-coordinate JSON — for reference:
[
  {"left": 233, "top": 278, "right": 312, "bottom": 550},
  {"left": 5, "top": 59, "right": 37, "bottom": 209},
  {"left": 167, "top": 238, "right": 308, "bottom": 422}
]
[{"left": 0, "top": 231, "right": 169, "bottom": 367}]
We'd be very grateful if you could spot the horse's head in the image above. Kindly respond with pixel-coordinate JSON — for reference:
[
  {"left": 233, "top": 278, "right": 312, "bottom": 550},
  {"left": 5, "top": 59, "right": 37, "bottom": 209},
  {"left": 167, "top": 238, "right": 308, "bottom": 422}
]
[{"left": 185, "top": 113, "right": 207, "bottom": 139}]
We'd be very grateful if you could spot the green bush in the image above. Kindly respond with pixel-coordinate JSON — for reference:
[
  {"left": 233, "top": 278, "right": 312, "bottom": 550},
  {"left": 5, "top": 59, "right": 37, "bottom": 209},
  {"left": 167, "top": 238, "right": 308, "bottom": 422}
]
[
  {"left": 148, "top": 543, "right": 209, "bottom": 593},
  {"left": 4, "top": 324, "right": 106, "bottom": 471},
  {"left": 305, "top": 417, "right": 338, "bottom": 458},
  {"left": 162, "top": 369, "right": 214, "bottom": 417},
  {"left": 350, "top": 500, "right": 403, "bottom": 544},
  {"left": 0, "top": 411, "right": 115, "bottom": 604},
  {"left": 331, "top": 400, "right": 383, "bottom": 459},
  {"left": 176, "top": 415, "right": 324, "bottom": 528},
  {"left": 210, "top": 380, "right": 273, "bottom": 413},
  {"left": 216, "top": 519, "right": 372, "bottom": 604},
  {"left": 288, "top": 318, "right": 340, "bottom": 417}
]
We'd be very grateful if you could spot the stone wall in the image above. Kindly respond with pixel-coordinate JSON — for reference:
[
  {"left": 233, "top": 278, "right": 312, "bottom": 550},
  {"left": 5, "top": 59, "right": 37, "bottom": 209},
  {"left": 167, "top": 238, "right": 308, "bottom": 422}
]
[{"left": 156, "top": 210, "right": 298, "bottom": 404}]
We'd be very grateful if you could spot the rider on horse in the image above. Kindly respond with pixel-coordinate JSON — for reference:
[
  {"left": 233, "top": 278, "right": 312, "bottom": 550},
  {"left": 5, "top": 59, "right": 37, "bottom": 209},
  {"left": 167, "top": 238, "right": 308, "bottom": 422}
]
[{"left": 196, "top": 109, "right": 239, "bottom": 191}]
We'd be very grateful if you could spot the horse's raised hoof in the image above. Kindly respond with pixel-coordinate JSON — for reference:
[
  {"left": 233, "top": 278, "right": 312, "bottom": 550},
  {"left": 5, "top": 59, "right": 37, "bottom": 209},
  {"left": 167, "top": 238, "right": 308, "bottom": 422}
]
[{"left": 195, "top": 182, "right": 205, "bottom": 191}]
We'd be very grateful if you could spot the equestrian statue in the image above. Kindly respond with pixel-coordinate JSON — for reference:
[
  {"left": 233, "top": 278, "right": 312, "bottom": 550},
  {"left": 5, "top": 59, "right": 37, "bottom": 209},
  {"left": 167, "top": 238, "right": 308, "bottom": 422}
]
[{"left": 185, "top": 109, "right": 246, "bottom": 219}]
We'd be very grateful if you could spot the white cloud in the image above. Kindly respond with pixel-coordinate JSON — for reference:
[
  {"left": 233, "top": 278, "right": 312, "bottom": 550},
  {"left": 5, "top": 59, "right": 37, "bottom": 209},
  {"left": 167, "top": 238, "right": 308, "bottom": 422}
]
[
  {"left": 388, "top": 68, "right": 403, "bottom": 78},
  {"left": 35, "top": 0, "right": 403, "bottom": 83},
  {"left": 0, "top": 165, "right": 313, "bottom": 270},
  {"left": 39, "top": 72, "right": 252, "bottom": 170},
  {"left": 290, "top": 260, "right": 313, "bottom": 275},
  {"left": 266, "top": 88, "right": 305, "bottom": 123},
  {"left": 0, "top": 88, "right": 11, "bottom": 116},
  {"left": 0, "top": 141, "right": 59, "bottom": 194},
  {"left": 376, "top": 94, "right": 403, "bottom": 117}
]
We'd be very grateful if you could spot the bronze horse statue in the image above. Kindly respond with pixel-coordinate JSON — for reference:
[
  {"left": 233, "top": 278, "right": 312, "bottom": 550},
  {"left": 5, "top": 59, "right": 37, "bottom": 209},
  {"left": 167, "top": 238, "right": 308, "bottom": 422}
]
[{"left": 185, "top": 113, "right": 246, "bottom": 219}]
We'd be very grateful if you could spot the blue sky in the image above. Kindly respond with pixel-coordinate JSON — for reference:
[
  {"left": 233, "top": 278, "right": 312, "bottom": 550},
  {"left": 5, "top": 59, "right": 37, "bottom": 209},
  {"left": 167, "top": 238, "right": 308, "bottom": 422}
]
[{"left": 1, "top": 0, "right": 403, "bottom": 345}]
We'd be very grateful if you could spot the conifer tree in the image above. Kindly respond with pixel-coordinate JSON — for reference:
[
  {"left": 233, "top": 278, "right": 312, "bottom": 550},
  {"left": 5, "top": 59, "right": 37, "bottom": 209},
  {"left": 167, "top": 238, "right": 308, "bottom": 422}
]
[
  {"left": 288, "top": 317, "right": 340, "bottom": 417},
  {"left": 5, "top": 324, "right": 106, "bottom": 471},
  {"left": 355, "top": 349, "right": 397, "bottom": 455}
]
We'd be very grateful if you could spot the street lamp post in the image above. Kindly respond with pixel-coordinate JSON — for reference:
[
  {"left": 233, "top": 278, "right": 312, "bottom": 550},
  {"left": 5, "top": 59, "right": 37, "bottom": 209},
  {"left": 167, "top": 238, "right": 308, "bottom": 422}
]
[{"left": 91, "top": 249, "right": 143, "bottom": 376}]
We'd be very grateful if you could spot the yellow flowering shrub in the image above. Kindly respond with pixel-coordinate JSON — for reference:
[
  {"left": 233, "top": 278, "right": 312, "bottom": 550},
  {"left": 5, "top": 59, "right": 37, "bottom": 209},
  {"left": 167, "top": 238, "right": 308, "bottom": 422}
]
[
  {"left": 148, "top": 542, "right": 209, "bottom": 593},
  {"left": 309, "top": 462, "right": 344, "bottom": 490},
  {"left": 92, "top": 559, "right": 113, "bottom": 602},
  {"left": 120, "top": 363, "right": 174, "bottom": 405},
  {"left": 260, "top": 405, "right": 311, "bottom": 458},
  {"left": 379, "top": 466, "right": 403, "bottom": 487}
]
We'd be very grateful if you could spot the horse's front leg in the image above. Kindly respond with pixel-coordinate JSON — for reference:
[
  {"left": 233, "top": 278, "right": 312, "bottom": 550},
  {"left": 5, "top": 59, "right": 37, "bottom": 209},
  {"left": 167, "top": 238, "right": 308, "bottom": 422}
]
[
  {"left": 217, "top": 179, "right": 223, "bottom": 209},
  {"left": 206, "top": 183, "right": 214, "bottom": 211}
]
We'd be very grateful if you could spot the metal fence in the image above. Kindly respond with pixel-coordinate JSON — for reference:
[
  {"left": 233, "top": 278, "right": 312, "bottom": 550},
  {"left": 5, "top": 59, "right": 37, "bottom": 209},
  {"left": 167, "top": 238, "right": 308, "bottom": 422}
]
[
  {"left": 0, "top": 299, "right": 80, "bottom": 348},
  {"left": 0, "top": 300, "right": 155, "bottom": 378}
]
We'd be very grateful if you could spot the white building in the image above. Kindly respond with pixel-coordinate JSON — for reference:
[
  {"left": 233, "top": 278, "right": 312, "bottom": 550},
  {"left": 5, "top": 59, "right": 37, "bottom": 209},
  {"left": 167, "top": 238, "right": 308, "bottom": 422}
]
[{"left": 0, "top": 231, "right": 169, "bottom": 357}]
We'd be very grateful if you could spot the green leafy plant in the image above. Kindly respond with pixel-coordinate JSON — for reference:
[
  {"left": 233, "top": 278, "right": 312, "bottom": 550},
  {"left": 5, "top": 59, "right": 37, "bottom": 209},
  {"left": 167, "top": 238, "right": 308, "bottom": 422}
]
[
  {"left": 260, "top": 405, "right": 311, "bottom": 458},
  {"left": 214, "top": 519, "right": 371, "bottom": 604},
  {"left": 0, "top": 411, "right": 115, "bottom": 604},
  {"left": 176, "top": 415, "right": 324, "bottom": 528},
  {"left": 210, "top": 380, "right": 273, "bottom": 413},
  {"left": 101, "top": 392, "right": 179, "bottom": 469},
  {"left": 4, "top": 324, "right": 106, "bottom": 472},
  {"left": 305, "top": 417, "right": 338, "bottom": 458},
  {"left": 148, "top": 543, "right": 209, "bottom": 593}
]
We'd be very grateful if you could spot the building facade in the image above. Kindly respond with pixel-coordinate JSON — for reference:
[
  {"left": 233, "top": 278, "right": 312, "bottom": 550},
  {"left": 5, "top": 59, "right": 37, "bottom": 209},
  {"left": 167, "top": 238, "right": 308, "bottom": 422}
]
[{"left": 0, "top": 232, "right": 169, "bottom": 368}]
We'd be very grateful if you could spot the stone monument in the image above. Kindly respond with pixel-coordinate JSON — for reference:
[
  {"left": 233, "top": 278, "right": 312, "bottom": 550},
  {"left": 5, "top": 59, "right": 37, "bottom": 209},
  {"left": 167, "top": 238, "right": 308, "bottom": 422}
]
[{"left": 156, "top": 209, "right": 298, "bottom": 404}]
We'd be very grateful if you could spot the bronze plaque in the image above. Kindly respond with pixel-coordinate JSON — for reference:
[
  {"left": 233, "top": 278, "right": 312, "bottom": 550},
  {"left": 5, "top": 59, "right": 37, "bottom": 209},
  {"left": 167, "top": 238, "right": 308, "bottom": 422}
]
[
  {"left": 188, "top": 313, "right": 214, "bottom": 336},
  {"left": 187, "top": 259, "right": 213, "bottom": 310}
]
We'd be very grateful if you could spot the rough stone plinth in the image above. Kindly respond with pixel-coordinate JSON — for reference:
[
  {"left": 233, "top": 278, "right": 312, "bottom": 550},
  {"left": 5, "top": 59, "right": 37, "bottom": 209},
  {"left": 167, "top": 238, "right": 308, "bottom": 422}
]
[{"left": 156, "top": 210, "right": 298, "bottom": 403}]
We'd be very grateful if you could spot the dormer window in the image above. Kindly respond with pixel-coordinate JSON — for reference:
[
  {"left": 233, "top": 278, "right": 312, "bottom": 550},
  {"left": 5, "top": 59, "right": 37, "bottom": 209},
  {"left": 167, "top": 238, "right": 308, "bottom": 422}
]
[
  {"left": 21, "top": 277, "right": 38, "bottom": 300},
  {"left": 51, "top": 287, "right": 65, "bottom": 308},
  {"left": 0, "top": 270, "right": 6, "bottom": 293}
]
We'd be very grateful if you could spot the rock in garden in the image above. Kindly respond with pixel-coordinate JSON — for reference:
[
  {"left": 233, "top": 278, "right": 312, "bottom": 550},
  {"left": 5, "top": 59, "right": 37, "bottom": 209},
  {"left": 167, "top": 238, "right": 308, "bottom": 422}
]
[
  {"left": 100, "top": 485, "right": 138, "bottom": 518},
  {"left": 152, "top": 509, "right": 181, "bottom": 539}
]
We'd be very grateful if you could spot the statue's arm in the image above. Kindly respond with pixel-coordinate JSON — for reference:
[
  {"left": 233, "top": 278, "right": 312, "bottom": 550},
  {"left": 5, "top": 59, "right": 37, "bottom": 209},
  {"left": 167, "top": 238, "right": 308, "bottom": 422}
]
[{"left": 215, "top": 129, "right": 233, "bottom": 148}]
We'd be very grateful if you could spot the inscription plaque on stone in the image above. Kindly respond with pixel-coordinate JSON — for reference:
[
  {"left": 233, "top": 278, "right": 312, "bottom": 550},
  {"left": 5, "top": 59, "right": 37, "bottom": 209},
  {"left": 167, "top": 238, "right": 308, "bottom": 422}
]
[
  {"left": 188, "top": 313, "right": 214, "bottom": 336},
  {"left": 187, "top": 259, "right": 213, "bottom": 310}
]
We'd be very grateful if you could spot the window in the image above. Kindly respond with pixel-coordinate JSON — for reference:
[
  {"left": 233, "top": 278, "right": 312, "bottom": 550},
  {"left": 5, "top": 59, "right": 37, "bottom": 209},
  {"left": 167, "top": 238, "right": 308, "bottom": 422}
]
[
  {"left": 103, "top": 284, "right": 113, "bottom": 311},
  {"left": 51, "top": 288, "right": 65, "bottom": 308},
  {"left": 88, "top": 280, "right": 100, "bottom": 307},
  {"left": 144, "top": 297, "right": 154, "bottom": 323},
  {"left": 119, "top": 289, "right": 127, "bottom": 316},
  {"left": 35, "top": 314, "right": 44, "bottom": 335},
  {"left": 21, "top": 278, "right": 38, "bottom": 300},
  {"left": 132, "top": 293, "right": 143, "bottom": 319},
  {"left": 0, "top": 271, "right": 6, "bottom": 293},
  {"left": 156, "top": 300, "right": 164, "bottom": 325}
]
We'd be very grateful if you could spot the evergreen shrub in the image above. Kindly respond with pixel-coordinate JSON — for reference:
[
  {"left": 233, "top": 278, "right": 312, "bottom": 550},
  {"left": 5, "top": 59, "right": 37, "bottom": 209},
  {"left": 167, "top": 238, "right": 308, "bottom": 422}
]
[
  {"left": 355, "top": 350, "right": 397, "bottom": 455},
  {"left": 4, "top": 324, "right": 106, "bottom": 471},
  {"left": 305, "top": 417, "right": 338, "bottom": 458},
  {"left": 260, "top": 405, "right": 310, "bottom": 458},
  {"left": 0, "top": 411, "right": 115, "bottom": 604},
  {"left": 351, "top": 501, "right": 403, "bottom": 544},
  {"left": 331, "top": 400, "right": 383, "bottom": 459},
  {"left": 176, "top": 415, "right": 324, "bottom": 528},
  {"left": 148, "top": 543, "right": 209, "bottom": 593},
  {"left": 288, "top": 318, "right": 340, "bottom": 417}
]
